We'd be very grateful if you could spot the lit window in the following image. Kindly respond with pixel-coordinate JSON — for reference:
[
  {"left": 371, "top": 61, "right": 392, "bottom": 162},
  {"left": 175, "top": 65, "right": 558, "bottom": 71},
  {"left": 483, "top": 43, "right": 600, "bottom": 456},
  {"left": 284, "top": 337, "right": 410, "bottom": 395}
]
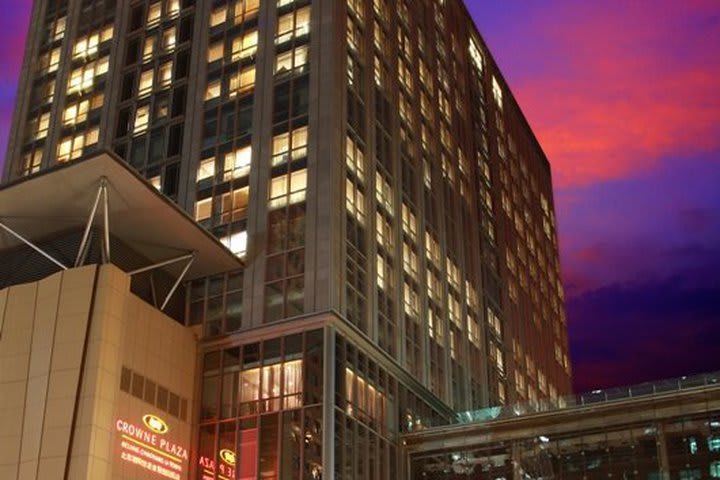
[
  {"left": 469, "top": 37, "right": 484, "bottom": 73},
  {"left": 231, "top": 30, "right": 258, "bottom": 61},
  {"left": 229, "top": 65, "right": 256, "bottom": 97},
  {"left": 138, "top": 69, "right": 154, "bottom": 97},
  {"left": 210, "top": 6, "right": 227, "bottom": 27},
  {"left": 57, "top": 128, "right": 98, "bottom": 163},
  {"left": 67, "top": 57, "right": 109, "bottom": 94},
  {"left": 195, "top": 197, "right": 212, "bottom": 221},
  {"left": 345, "top": 179, "right": 366, "bottom": 225},
  {"left": 269, "top": 169, "right": 307, "bottom": 209},
  {"left": 205, "top": 80, "right": 221, "bottom": 100},
  {"left": 220, "top": 187, "right": 250, "bottom": 223},
  {"left": 22, "top": 149, "right": 42, "bottom": 176},
  {"left": 272, "top": 126, "right": 308, "bottom": 166},
  {"left": 143, "top": 37, "right": 155, "bottom": 61},
  {"left": 133, "top": 105, "right": 150, "bottom": 135},
  {"left": 345, "top": 368, "right": 386, "bottom": 424},
  {"left": 221, "top": 231, "right": 248, "bottom": 257},
  {"left": 148, "top": 3, "right": 162, "bottom": 26},
  {"left": 401, "top": 203, "right": 416, "bottom": 238},
  {"left": 33, "top": 113, "right": 50, "bottom": 140},
  {"left": 197, "top": 158, "right": 215, "bottom": 181},
  {"left": 63, "top": 98, "right": 90, "bottom": 126},
  {"left": 162, "top": 27, "right": 176, "bottom": 51},
  {"left": 232, "top": 0, "right": 260, "bottom": 24},
  {"left": 224, "top": 146, "right": 252, "bottom": 180},
  {"left": 42, "top": 48, "right": 62, "bottom": 74},
  {"left": 492, "top": 76, "right": 503, "bottom": 110},
  {"left": 276, "top": 6, "right": 310, "bottom": 44},
  {"left": 167, "top": 0, "right": 180, "bottom": 18},
  {"left": 159, "top": 61, "right": 173, "bottom": 87},
  {"left": 375, "top": 171, "right": 393, "bottom": 215},
  {"left": 346, "top": 136, "right": 365, "bottom": 182},
  {"left": 149, "top": 175, "right": 162, "bottom": 190},
  {"left": 275, "top": 45, "right": 308, "bottom": 75},
  {"left": 208, "top": 41, "right": 224, "bottom": 63},
  {"left": 237, "top": 360, "right": 302, "bottom": 412}
]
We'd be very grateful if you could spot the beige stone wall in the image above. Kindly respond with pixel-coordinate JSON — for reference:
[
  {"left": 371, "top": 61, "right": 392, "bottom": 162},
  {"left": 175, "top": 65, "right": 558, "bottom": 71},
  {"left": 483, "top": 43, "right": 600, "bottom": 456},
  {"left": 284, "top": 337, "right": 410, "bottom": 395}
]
[{"left": 0, "top": 264, "right": 197, "bottom": 480}]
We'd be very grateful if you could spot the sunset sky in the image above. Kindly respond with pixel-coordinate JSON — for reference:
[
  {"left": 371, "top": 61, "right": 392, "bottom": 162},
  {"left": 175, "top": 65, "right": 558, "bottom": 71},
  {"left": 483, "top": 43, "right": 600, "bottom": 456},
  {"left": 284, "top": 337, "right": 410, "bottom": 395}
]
[{"left": 1, "top": 1, "right": 718, "bottom": 393}]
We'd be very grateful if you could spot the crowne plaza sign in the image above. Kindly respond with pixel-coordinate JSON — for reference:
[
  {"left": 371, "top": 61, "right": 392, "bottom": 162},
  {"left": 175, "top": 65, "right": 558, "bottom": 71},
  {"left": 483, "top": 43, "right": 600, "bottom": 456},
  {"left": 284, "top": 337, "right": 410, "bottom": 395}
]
[{"left": 115, "top": 414, "right": 189, "bottom": 480}]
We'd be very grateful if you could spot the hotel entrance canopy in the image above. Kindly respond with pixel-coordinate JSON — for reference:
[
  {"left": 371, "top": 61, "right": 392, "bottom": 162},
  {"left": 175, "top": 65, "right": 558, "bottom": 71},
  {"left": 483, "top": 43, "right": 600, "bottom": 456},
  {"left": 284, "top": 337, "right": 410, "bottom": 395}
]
[{"left": 0, "top": 152, "right": 242, "bottom": 281}]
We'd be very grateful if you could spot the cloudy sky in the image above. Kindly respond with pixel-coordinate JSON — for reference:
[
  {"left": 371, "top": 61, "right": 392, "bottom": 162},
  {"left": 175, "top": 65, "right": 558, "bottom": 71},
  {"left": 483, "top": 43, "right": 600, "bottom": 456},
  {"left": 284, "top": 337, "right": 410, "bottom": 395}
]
[{"left": 1, "top": 1, "right": 718, "bottom": 392}]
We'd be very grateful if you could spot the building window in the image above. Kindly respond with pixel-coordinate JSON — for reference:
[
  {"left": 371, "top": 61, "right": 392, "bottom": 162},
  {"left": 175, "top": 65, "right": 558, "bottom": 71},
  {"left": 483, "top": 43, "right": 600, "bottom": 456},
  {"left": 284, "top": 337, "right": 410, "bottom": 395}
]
[
  {"left": 229, "top": 65, "right": 256, "bottom": 97},
  {"left": 138, "top": 69, "right": 154, "bottom": 97},
  {"left": 133, "top": 105, "right": 150, "bottom": 135},
  {"left": 72, "top": 26, "right": 113, "bottom": 59},
  {"left": 220, "top": 231, "right": 248, "bottom": 258},
  {"left": 275, "top": 45, "right": 309, "bottom": 76},
  {"left": 57, "top": 128, "right": 99, "bottom": 163},
  {"left": 22, "top": 150, "right": 43, "bottom": 176},
  {"left": 62, "top": 94, "right": 103, "bottom": 126},
  {"left": 492, "top": 76, "right": 503, "bottom": 110},
  {"left": 220, "top": 187, "right": 250, "bottom": 224},
  {"left": 231, "top": 30, "right": 258, "bottom": 61},
  {"left": 67, "top": 57, "right": 110, "bottom": 94},
  {"left": 223, "top": 146, "right": 252, "bottom": 180},
  {"left": 272, "top": 126, "right": 308, "bottom": 166},
  {"left": 208, "top": 41, "right": 224, "bottom": 63},
  {"left": 276, "top": 6, "right": 310, "bottom": 45},
  {"left": 269, "top": 169, "right": 307, "bottom": 209}
]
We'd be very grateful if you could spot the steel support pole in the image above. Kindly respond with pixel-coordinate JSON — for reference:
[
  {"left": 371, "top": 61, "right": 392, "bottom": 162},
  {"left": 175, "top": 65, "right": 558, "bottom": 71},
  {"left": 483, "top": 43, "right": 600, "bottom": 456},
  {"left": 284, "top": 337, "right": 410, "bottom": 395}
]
[
  {"left": 160, "top": 254, "right": 195, "bottom": 311},
  {"left": 0, "top": 221, "right": 68, "bottom": 270},
  {"left": 75, "top": 182, "right": 104, "bottom": 267}
]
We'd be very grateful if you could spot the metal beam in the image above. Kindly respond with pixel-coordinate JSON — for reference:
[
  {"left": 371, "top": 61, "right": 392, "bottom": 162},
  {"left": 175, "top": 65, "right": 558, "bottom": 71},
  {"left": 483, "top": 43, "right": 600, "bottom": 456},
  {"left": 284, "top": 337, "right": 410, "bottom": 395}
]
[
  {"left": 128, "top": 252, "right": 195, "bottom": 276},
  {"left": 0, "top": 221, "right": 68, "bottom": 270},
  {"left": 75, "top": 181, "right": 104, "bottom": 267},
  {"left": 102, "top": 179, "right": 110, "bottom": 262},
  {"left": 160, "top": 253, "right": 195, "bottom": 311}
]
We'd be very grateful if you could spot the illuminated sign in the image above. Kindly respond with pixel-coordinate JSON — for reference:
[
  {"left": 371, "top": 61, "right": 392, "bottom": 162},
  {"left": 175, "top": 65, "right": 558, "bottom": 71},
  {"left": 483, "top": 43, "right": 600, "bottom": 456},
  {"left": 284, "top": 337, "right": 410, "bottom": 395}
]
[
  {"left": 116, "top": 415, "right": 188, "bottom": 480},
  {"left": 220, "top": 449, "right": 236, "bottom": 466},
  {"left": 199, "top": 451, "right": 236, "bottom": 480},
  {"left": 144, "top": 414, "right": 169, "bottom": 434}
]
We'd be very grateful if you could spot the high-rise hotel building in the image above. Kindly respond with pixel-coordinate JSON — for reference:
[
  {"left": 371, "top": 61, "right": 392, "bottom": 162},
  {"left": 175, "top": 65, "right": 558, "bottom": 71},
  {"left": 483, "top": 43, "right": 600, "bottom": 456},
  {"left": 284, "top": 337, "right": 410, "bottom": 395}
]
[{"left": 1, "top": 0, "right": 571, "bottom": 478}]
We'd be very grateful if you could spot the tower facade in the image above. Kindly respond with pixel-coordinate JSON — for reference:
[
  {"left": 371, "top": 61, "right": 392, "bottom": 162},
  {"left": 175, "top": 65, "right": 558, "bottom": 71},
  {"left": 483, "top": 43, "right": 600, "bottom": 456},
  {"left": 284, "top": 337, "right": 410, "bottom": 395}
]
[{"left": 3, "top": 0, "right": 571, "bottom": 477}]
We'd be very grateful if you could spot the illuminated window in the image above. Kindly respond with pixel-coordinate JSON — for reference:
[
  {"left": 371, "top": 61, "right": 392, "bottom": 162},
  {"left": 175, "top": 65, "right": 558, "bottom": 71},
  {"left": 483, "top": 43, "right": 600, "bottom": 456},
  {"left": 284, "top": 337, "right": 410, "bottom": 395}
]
[
  {"left": 345, "top": 180, "right": 366, "bottom": 225},
  {"left": 375, "top": 171, "right": 393, "bottom": 215},
  {"left": 32, "top": 113, "right": 50, "bottom": 140},
  {"left": 223, "top": 146, "right": 252, "bottom": 180},
  {"left": 40, "top": 48, "right": 62, "bottom": 74},
  {"left": 138, "top": 69, "right": 154, "bottom": 97},
  {"left": 275, "top": 45, "right": 308, "bottom": 75},
  {"left": 345, "top": 136, "right": 365, "bottom": 182},
  {"left": 345, "top": 368, "right": 386, "bottom": 424},
  {"left": 347, "top": 0, "right": 364, "bottom": 20},
  {"left": 402, "top": 242, "right": 417, "bottom": 278},
  {"left": 57, "top": 128, "right": 99, "bottom": 163},
  {"left": 269, "top": 169, "right": 307, "bottom": 209},
  {"left": 272, "top": 126, "right": 308, "bottom": 166},
  {"left": 232, "top": 30, "right": 258, "bottom": 61},
  {"left": 229, "top": 65, "right": 256, "bottom": 97},
  {"left": 492, "top": 76, "right": 503, "bottom": 110},
  {"left": 143, "top": 37, "right": 155, "bottom": 61},
  {"left": 205, "top": 80, "right": 221, "bottom": 100},
  {"left": 346, "top": 17, "right": 362, "bottom": 54},
  {"left": 167, "top": 0, "right": 180, "bottom": 18},
  {"left": 162, "top": 27, "right": 176, "bottom": 51},
  {"left": 231, "top": 0, "right": 260, "bottom": 24},
  {"left": 62, "top": 94, "right": 103, "bottom": 126},
  {"left": 147, "top": 2, "right": 162, "bottom": 26},
  {"left": 276, "top": 7, "right": 310, "bottom": 44},
  {"left": 238, "top": 360, "right": 303, "bottom": 413},
  {"left": 208, "top": 42, "right": 224, "bottom": 63},
  {"left": 67, "top": 57, "right": 109, "bottom": 94},
  {"left": 133, "top": 105, "right": 150, "bottom": 135},
  {"left": 149, "top": 175, "right": 162, "bottom": 190},
  {"left": 469, "top": 37, "right": 484, "bottom": 72},
  {"left": 159, "top": 61, "right": 173, "bottom": 87},
  {"left": 197, "top": 158, "right": 215, "bottom": 182},
  {"left": 401, "top": 203, "right": 417, "bottom": 238},
  {"left": 220, "top": 187, "right": 250, "bottom": 223},
  {"left": 221, "top": 231, "right": 248, "bottom": 257},
  {"left": 50, "top": 17, "right": 67, "bottom": 41},
  {"left": 210, "top": 6, "right": 227, "bottom": 27},
  {"left": 22, "top": 150, "right": 42, "bottom": 176},
  {"left": 195, "top": 197, "right": 212, "bottom": 221}
]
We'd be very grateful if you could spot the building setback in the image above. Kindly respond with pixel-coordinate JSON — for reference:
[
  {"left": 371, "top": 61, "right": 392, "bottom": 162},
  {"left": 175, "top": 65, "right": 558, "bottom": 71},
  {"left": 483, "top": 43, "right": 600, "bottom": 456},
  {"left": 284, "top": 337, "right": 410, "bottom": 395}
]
[{"left": 2, "top": 0, "right": 571, "bottom": 478}]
